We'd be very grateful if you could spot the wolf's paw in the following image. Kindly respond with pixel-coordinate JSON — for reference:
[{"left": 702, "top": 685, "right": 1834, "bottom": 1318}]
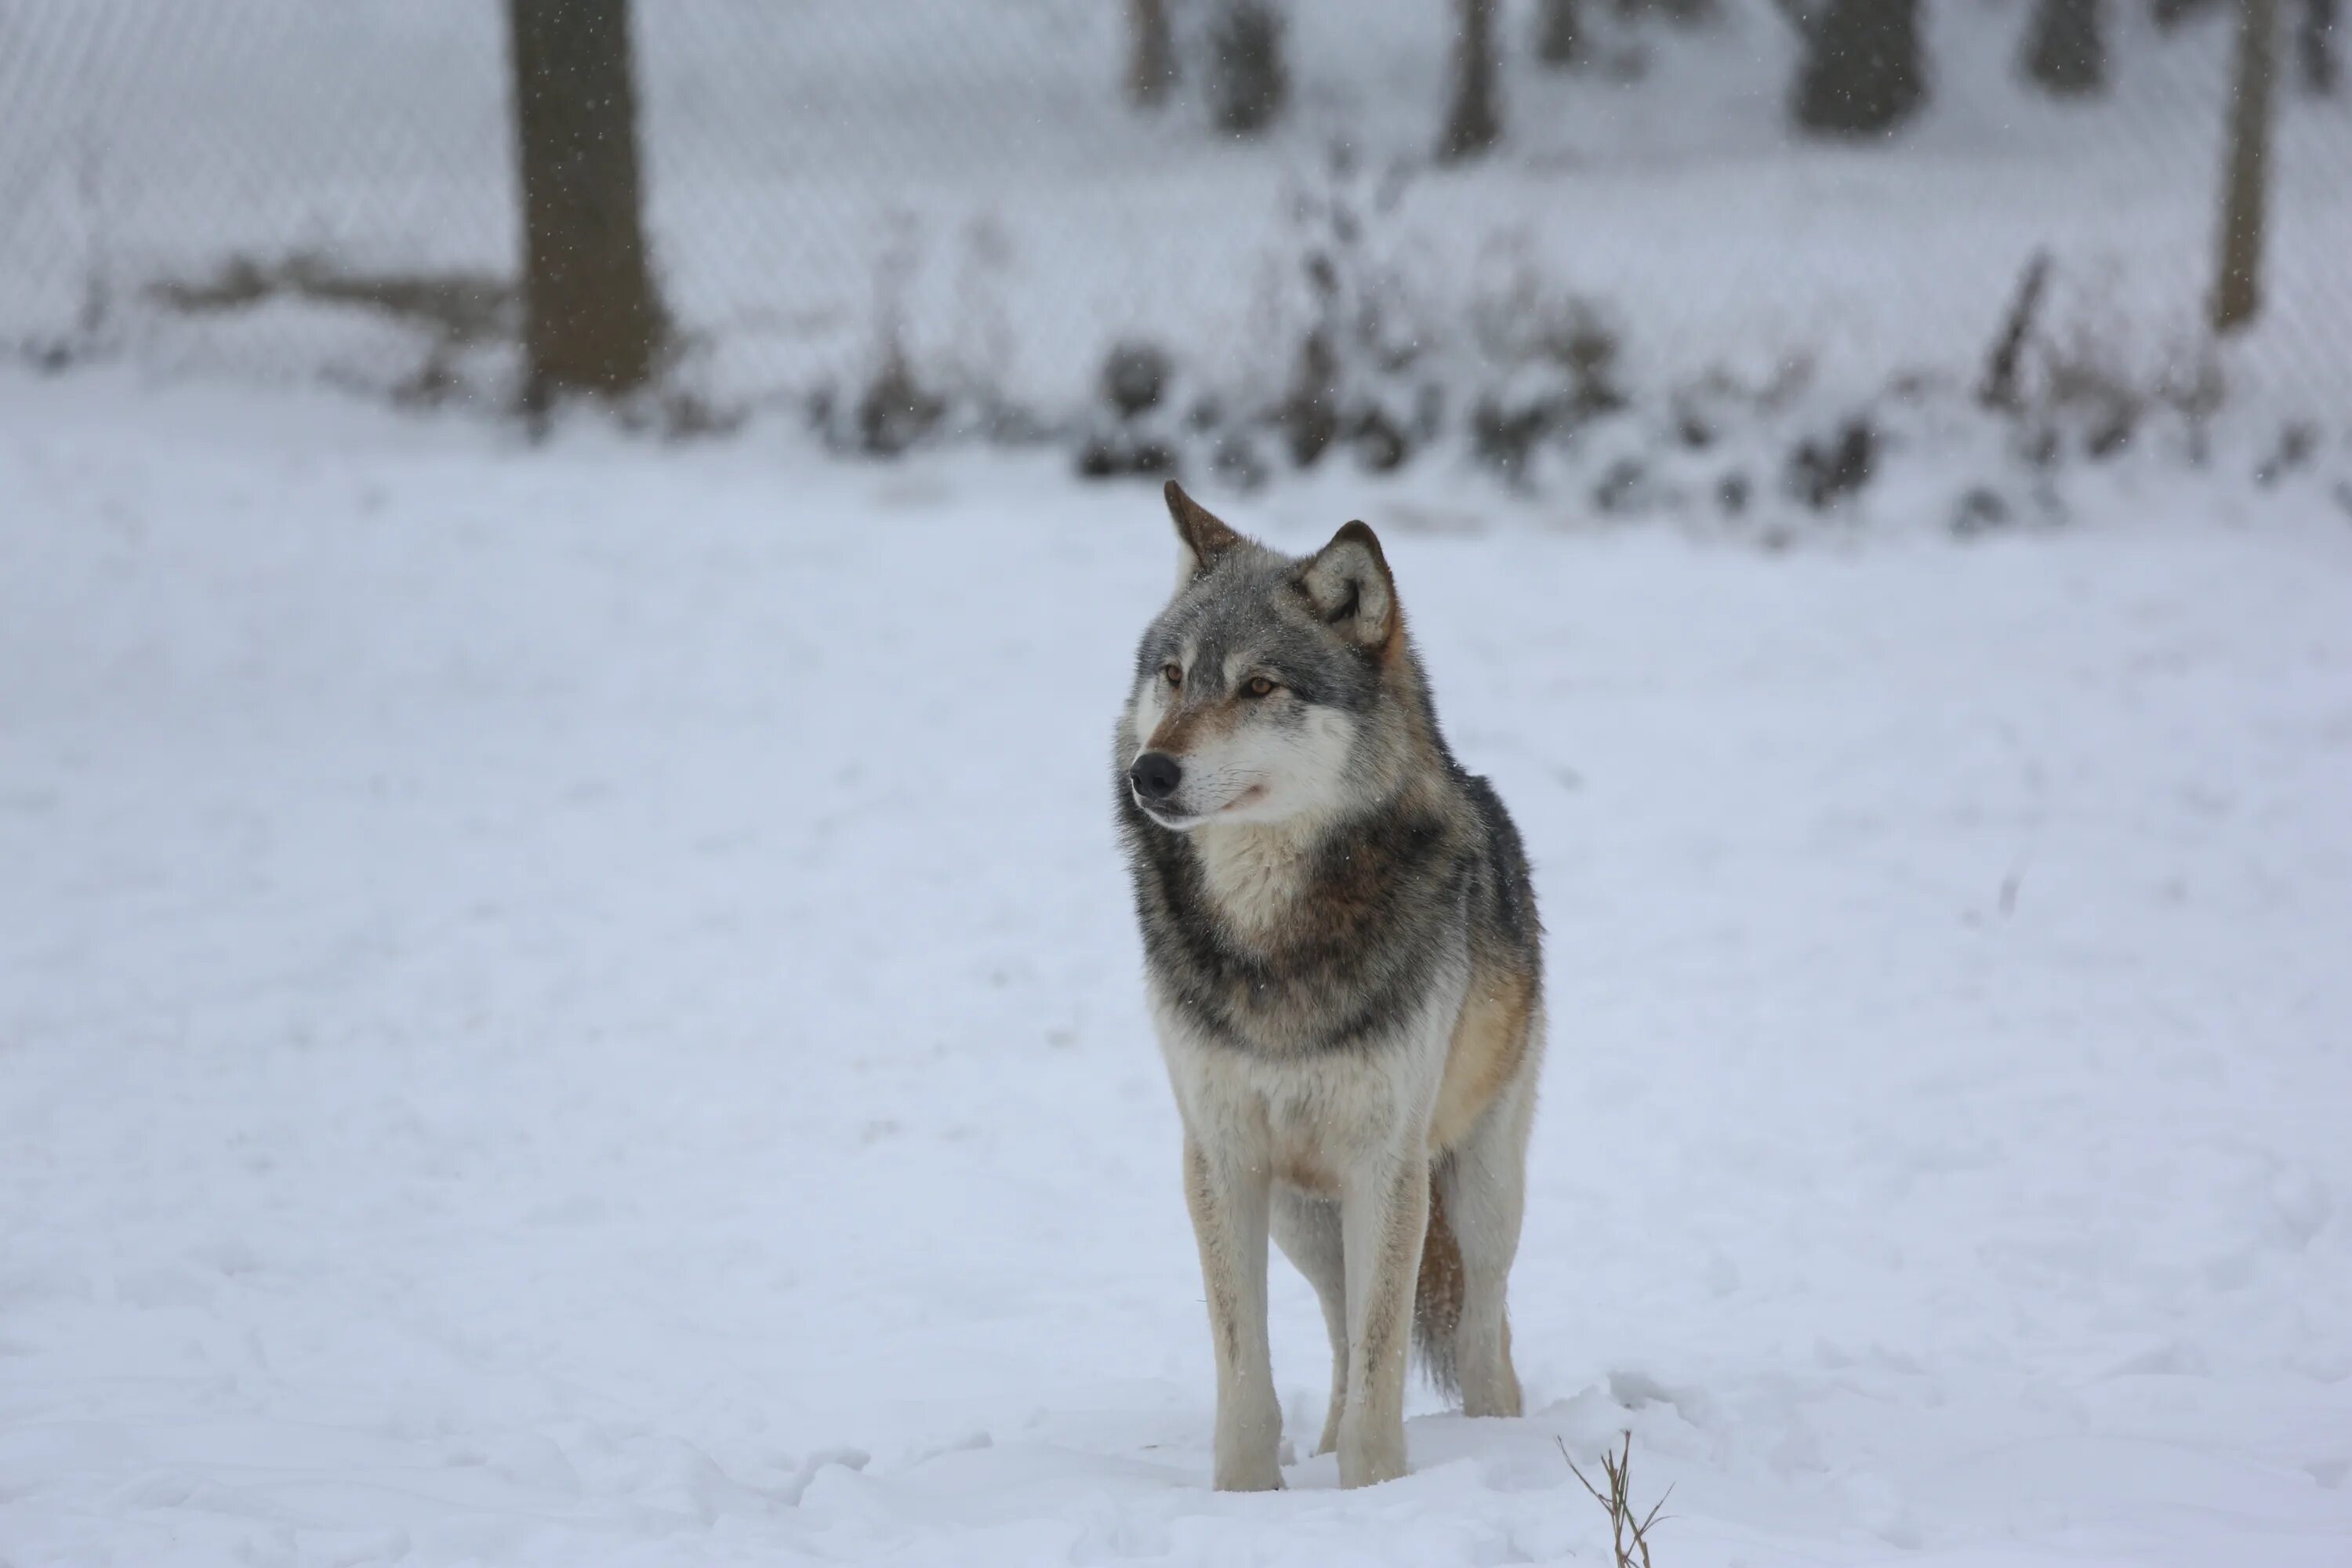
[
  {"left": 1212, "top": 1397, "right": 1284, "bottom": 1491},
  {"left": 1338, "top": 1428, "right": 1408, "bottom": 1489},
  {"left": 1211, "top": 1457, "right": 1285, "bottom": 1492}
]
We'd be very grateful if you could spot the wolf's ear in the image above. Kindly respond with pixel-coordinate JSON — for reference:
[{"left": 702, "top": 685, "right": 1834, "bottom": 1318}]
[
  {"left": 1298, "top": 521, "right": 1396, "bottom": 648},
  {"left": 1165, "top": 480, "right": 1243, "bottom": 585}
]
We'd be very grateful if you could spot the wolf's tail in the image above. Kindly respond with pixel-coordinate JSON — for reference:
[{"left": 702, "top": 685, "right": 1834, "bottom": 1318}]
[{"left": 1412, "top": 1167, "right": 1465, "bottom": 1397}]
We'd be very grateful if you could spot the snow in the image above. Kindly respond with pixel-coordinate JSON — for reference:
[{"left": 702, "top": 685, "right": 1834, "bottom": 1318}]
[{"left": 4, "top": 371, "right": 2352, "bottom": 1566}]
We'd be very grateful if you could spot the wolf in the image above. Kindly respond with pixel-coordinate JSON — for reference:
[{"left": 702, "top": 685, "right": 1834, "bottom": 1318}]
[{"left": 1115, "top": 481, "right": 1545, "bottom": 1490}]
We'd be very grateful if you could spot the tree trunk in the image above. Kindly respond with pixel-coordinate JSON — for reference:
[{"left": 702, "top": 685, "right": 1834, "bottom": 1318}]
[
  {"left": 2212, "top": 0, "right": 2277, "bottom": 332},
  {"left": 1439, "top": 0, "right": 1504, "bottom": 161},
  {"left": 1534, "top": 0, "right": 1584, "bottom": 67},
  {"left": 1128, "top": 0, "right": 1179, "bottom": 107},
  {"left": 1790, "top": 0, "right": 1927, "bottom": 136},
  {"left": 1615, "top": 0, "right": 1718, "bottom": 19},
  {"left": 2153, "top": 0, "right": 2223, "bottom": 27},
  {"left": 2302, "top": 0, "right": 2339, "bottom": 93},
  {"left": 1203, "top": 1, "right": 1289, "bottom": 136},
  {"left": 2023, "top": 0, "right": 2107, "bottom": 94},
  {"left": 506, "top": 0, "right": 661, "bottom": 402}
]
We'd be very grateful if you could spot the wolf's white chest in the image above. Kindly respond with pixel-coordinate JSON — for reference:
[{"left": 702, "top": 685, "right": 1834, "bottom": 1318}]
[{"left": 1194, "top": 824, "right": 1313, "bottom": 938}]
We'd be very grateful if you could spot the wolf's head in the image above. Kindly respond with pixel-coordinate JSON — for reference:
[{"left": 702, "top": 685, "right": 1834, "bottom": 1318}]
[{"left": 1120, "top": 481, "right": 1428, "bottom": 833}]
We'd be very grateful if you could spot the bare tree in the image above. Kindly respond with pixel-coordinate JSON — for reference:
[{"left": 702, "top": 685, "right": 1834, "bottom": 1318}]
[
  {"left": 2023, "top": 0, "right": 2107, "bottom": 93},
  {"left": 1129, "top": 0, "right": 1179, "bottom": 107},
  {"left": 1203, "top": 0, "right": 1289, "bottom": 136},
  {"left": 1534, "top": 0, "right": 1585, "bottom": 67},
  {"left": 1775, "top": 0, "right": 1927, "bottom": 135},
  {"left": 2212, "top": 0, "right": 2277, "bottom": 332},
  {"left": 506, "top": 0, "right": 662, "bottom": 402},
  {"left": 1439, "top": 0, "right": 1504, "bottom": 161}
]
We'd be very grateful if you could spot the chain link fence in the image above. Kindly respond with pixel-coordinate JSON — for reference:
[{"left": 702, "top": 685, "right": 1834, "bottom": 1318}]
[{"left": 3, "top": 2, "right": 2347, "bottom": 474}]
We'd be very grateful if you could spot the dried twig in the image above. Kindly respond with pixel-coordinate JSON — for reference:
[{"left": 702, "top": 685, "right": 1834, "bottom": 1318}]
[
  {"left": 1979, "top": 249, "right": 2052, "bottom": 414},
  {"left": 1560, "top": 1433, "right": 1671, "bottom": 1568}
]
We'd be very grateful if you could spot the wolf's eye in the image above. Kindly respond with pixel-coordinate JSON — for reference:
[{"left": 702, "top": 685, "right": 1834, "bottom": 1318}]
[
  {"left": 1242, "top": 676, "right": 1279, "bottom": 699},
  {"left": 1160, "top": 662, "right": 1183, "bottom": 688}
]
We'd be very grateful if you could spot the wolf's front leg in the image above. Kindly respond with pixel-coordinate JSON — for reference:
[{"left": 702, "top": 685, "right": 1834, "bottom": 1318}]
[
  {"left": 1337, "top": 1148, "right": 1430, "bottom": 1487},
  {"left": 1182, "top": 1136, "right": 1283, "bottom": 1490}
]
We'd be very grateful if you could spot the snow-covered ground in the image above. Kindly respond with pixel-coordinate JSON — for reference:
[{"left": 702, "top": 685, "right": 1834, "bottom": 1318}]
[{"left": 4, "top": 372, "right": 2352, "bottom": 1566}]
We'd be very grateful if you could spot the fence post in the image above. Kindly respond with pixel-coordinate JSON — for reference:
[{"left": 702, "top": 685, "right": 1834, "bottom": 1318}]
[
  {"left": 506, "top": 0, "right": 662, "bottom": 403},
  {"left": 2211, "top": 0, "right": 2277, "bottom": 334}
]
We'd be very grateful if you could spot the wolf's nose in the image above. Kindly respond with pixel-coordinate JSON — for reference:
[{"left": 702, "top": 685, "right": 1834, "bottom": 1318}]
[{"left": 1130, "top": 752, "right": 1182, "bottom": 802}]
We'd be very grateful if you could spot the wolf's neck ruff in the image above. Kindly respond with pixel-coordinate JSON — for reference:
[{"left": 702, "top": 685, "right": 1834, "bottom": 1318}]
[
  {"left": 1129, "top": 784, "right": 1466, "bottom": 1059},
  {"left": 1192, "top": 818, "right": 1318, "bottom": 939},
  {"left": 1181, "top": 769, "right": 1444, "bottom": 948}
]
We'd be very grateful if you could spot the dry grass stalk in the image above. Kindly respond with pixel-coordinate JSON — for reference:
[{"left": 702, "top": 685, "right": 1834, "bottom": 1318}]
[{"left": 1559, "top": 1433, "right": 1671, "bottom": 1568}]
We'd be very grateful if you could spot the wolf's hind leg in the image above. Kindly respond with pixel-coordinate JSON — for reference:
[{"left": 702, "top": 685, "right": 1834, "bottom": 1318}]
[
  {"left": 1434, "top": 1058, "right": 1537, "bottom": 1419},
  {"left": 1271, "top": 1188, "right": 1348, "bottom": 1456}
]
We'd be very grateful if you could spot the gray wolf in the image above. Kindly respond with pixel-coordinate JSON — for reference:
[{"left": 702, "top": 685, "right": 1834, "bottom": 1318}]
[{"left": 1115, "top": 481, "right": 1545, "bottom": 1490}]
